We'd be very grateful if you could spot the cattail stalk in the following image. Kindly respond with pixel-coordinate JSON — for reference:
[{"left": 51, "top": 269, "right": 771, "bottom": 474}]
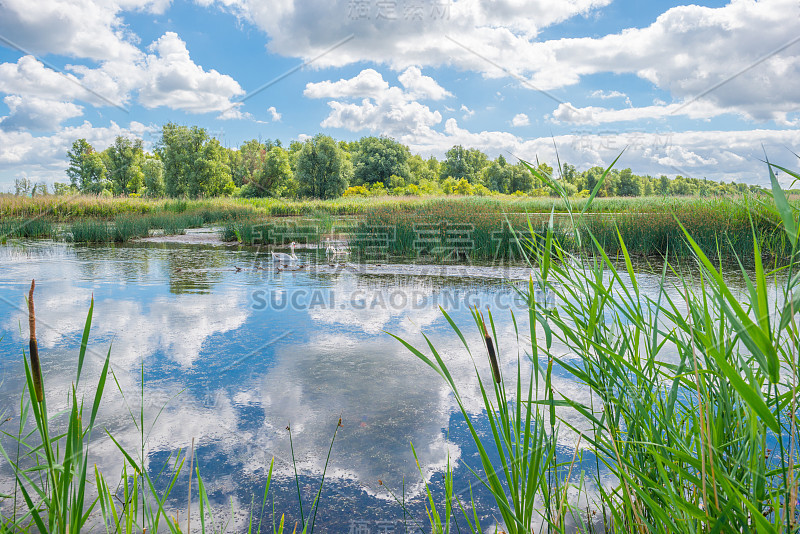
[
  {"left": 188, "top": 437, "right": 195, "bottom": 534},
  {"left": 28, "top": 280, "right": 44, "bottom": 402},
  {"left": 478, "top": 308, "right": 501, "bottom": 383}
]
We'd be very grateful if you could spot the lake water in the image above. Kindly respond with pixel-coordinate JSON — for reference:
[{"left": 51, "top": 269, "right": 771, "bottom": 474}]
[{"left": 0, "top": 239, "right": 761, "bottom": 533}]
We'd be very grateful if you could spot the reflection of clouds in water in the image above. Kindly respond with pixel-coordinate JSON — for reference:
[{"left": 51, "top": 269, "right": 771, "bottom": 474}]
[
  {"left": 0, "top": 248, "right": 251, "bottom": 516},
  {"left": 233, "top": 277, "right": 603, "bottom": 504},
  {"left": 305, "top": 276, "right": 448, "bottom": 335},
  {"left": 4, "top": 281, "right": 248, "bottom": 369},
  {"left": 227, "top": 333, "right": 458, "bottom": 499},
  {"left": 3, "top": 244, "right": 689, "bottom": 529}
]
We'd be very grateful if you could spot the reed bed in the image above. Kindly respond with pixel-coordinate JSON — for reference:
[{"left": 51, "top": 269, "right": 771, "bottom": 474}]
[
  {"left": 392, "top": 158, "right": 800, "bottom": 533},
  {"left": 350, "top": 196, "right": 786, "bottom": 261},
  {"left": 0, "top": 218, "right": 55, "bottom": 239},
  {"left": 2, "top": 193, "right": 788, "bottom": 257},
  {"left": 221, "top": 217, "right": 325, "bottom": 245},
  {"left": 1, "top": 281, "right": 338, "bottom": 534},
  {"left": 0, "top": 192, "right": 783, "bottom": 220}
]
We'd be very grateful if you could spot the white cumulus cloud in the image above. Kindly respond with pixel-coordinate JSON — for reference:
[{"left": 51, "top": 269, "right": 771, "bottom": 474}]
[
  {"left": 550, "top": 100, "right": 740, "bottom": 125},
  {"left": 398, "top": 66, "right": 452, "bottom": 100},
  {"left": 306, "top": 68, "right": 445, "bottom": 137},
  {"left": 214, "top": 0, "right": 800, "bottom": 124},
  {"left": 511, "top": 113, "right": 530, "bottom": 127},
  {"left": 0, "top": 0, "right": 165, "bottom": 63},
  {"left": 137, "top": 32, "right": 245, "bottom": 113},
  {"left": 0, "top": 95, "right": 84, "bottom": 132},
  {"left": 267, "top": 106, "right": 281, "bottom": 121}
]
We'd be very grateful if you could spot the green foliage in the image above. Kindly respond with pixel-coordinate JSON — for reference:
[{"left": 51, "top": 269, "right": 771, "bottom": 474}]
[
  {"left": 352, "top": 136, "right": 411, "bottom": 185},
  {"left": 142, "top": 157, "right": 165, "bottom": 197},
  {"left": 229, "top": 138, "right": 267, "bottom": 187},
  {"left": 393, "top": 156, "right": 800, "bottom": 533},
  {"left": 407, "top": 154, "right": 437, "bottom": 183},
  {"left": 112, "top": 215, "right": 151, "bottom": 242},
  {"left": 69, "top": 219, "right": 111, "bottom": 242},
  {"left": 482, "top": 158, "right": 535, "bottom": 194},
  {"left": 60, "top": 127, "right": 765, "bottom": 200},
  {"left": 66, "top": 139, "right": 110, "bottom": 194},
  {"left": 103, "top": 136, "right": 146, "bottom": 195},
  {"left": 295, "top": 134, "right": 351, "bottom": 199},
  {"left": 52, "top": 182, "right": 79, "bottom": 196},
  {"left": 157, "top": 123, "right": 235, "bottom": 198},
  {"left": 0, "top": 291, "right": 110, "bottom": 534},
  {"left": 0, "top": 218, "right": 55, "bottom": 239},
  {"left": 615, "top": 168, "right": 642, "bottom": 197},
  {"left": 242, "top": 146, "right": 293, "bottom": 198},
  {"left": 440, "top": 145, "right": 489, "bottom": 183}
]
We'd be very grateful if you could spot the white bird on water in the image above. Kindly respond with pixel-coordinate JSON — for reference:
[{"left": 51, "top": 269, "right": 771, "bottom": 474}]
[
  {"left": 325, "top": 238, "right": 350, "bottom": 255},
  {"left": 272, "top": 241, "right": 298, "bottom": 262}
]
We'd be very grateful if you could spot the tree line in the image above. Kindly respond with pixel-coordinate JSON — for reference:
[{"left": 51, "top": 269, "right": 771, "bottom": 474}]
[{"left": 34, "top": 122, "right": 761, "bottom": 199}]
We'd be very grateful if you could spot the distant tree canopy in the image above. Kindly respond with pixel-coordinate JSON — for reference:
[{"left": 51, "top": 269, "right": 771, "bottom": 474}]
[
  {"left": 157, "top": 123, "right": 235, "bottom": 197},
  {"left": 67, "top": 139, "right": 109, "bottom": 194},
  {"left": 352, "top": 136, "right": 411, "bottom": 185},
  {"left": 295, "top": 134, "right": 351, "bottom": 199},
  {"left": 440, "top": 145, "right": 489, "bottom": 183},
  {"left": 52, "top": 126, "right": 764, "bottom": 199}
]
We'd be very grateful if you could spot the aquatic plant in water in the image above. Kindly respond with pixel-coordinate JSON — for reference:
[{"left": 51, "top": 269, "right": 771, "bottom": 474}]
[{"left": 392, "top": 154, "right": 800, "bottom": 533}]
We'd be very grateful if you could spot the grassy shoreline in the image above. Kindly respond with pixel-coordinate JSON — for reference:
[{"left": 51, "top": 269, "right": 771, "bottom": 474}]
[
  {"left": 2, "top": 159, "right": 799, "bottom": 532},
  {"left": 0, "top": 192, "right": 781, "bottom": 219},
  {"left": 0, "top": 193, "right": 789, "bottom": 260}
]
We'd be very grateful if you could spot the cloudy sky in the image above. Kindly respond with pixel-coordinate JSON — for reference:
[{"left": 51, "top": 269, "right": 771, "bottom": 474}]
[{"left": 0, "top": 0, "right": 799, "bottom": 190}]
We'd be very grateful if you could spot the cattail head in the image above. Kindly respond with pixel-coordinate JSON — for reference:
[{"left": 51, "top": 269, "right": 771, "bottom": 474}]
[
  {"left": 28, "top": 280, "right": 43, "bottom": 402},
  {"left": 477, "top": 307, "right": 501, "bottom": 384}
]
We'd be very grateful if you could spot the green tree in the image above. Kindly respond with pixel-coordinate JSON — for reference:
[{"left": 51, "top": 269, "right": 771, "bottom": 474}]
[
  {"left": 408, "top": 154, "right": 436, "bottom": 183},
  {"left": 66, "top": 139, "right": 109, "bottom": 194},
  {"left": 158, "top": 123, "right": 206, "bottom": 197},
  {"left": 583, "top": 166, "right": 604, "bottom": 194},
  {"left": 657, "top": 175, "right": 671, "bottom": 195},
  {"left": 103, "top": 136, "right": 145, "bottom": 195},
  {"left": 440, "top": 145, "right": 488, "bottom": 183},
  {"left": 242, "top": 146, "right": 293, "bottom": 197},
  {"left": 157, "top": 123, "right": 234, "bottom": 197},
  {"left": 32, "top": 182, "right": 49, "bottom": 196},
  {"left": 230, "top": 139, "right": 266, "bottom": 187},
  {"left": 192, "top": 138, "right": 234, "bottom": 197},
  {"left": 671, "top": 176, "right": 697, "bottom": 196},
  {"left": 616, "top": 168, "right": 642, "bottom": 197},
  {"left": 483, "top": 161, "right": 512, "bottom": 193},
  {"left": 53, "top": 182, "right": 78, "bottom": 196},
  {"left": 561, "top": 162, "right": 578, "bottom": 186},
  {"left": 142, "top": 158, "right": 165, "bottom": 197},
  {"left": 642, "top": 176, "right": 654, "bottom": 196},
  {"left": 509, "top": 164, "right": 535, "bottom": 194},
  {"left": 295, "top": 134, "right": 351, "bottom": 198},
  {"left": 13, "top": 177, "right": 32, "bottom": 196},
  {"left": 287, "top": 140, "right": 304, "bottom": 173},
  {"left": 352, "top": 137, "right": 411, "bottom": 185}
]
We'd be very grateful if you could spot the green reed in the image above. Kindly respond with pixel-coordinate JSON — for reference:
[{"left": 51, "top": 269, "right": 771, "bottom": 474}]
[
  {"left": 0, "top": 283, "right": 335, "bottom": 533},
  {"left": 68, "top": 219, "right": 112, "bottom": 242},
  {"left": 113, "top": 215, "right": 152, "bottom": 242},
  {"left": 392, "top": 154, "right": 800, "bottom": 533},
  {"left": 0, "top": 219, "right": 55, "bottom": 239}
]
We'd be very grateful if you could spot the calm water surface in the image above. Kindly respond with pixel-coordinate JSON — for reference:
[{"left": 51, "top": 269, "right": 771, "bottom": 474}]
[{"left": 0, "top": 239, "right": 760, "bottom": 532}]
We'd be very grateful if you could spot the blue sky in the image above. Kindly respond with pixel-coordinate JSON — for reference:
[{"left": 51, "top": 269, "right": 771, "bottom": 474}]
[{"left": 1, "top": 0, "right": 798, "bottom": 189}]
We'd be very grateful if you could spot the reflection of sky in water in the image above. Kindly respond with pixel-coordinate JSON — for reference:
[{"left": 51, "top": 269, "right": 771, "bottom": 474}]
[{"left": 1, "top": 240, "right": 767, "bottom": 533}]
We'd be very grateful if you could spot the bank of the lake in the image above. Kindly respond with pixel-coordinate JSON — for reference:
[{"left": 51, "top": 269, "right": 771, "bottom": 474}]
[{"left": 0, "top": 193, "right": 789, "bottom": 261}]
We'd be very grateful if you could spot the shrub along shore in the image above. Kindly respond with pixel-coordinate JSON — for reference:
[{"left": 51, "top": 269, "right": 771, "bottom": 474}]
[{"left": 0, "top": 193, "right": 788, "bottom": 261}]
